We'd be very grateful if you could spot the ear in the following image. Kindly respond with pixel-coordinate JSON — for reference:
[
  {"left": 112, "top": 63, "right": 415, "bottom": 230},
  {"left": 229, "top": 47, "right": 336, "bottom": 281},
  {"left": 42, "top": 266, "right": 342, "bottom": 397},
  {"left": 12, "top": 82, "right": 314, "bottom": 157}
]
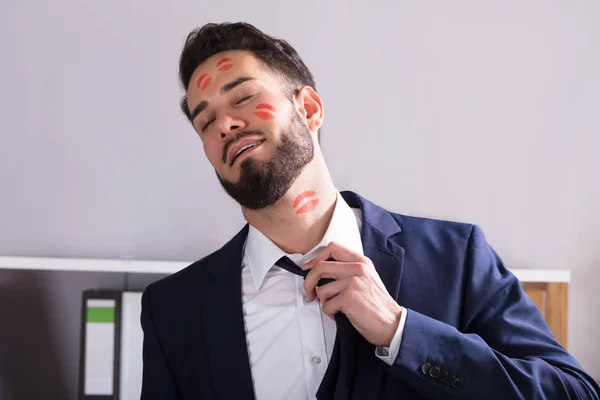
[{"left": 295, "top": 86, "right": 324, "bottom": 134}]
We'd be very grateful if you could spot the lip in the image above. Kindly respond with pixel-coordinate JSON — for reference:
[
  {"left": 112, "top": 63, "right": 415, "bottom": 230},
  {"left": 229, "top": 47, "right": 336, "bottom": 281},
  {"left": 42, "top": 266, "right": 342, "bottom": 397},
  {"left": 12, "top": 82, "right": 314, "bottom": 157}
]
[
  {"left": 232, "top": 142, "right": 263, "bottom": 165},
  {"left": 227, "top": 138, "right": 264, "bottom": 166}
]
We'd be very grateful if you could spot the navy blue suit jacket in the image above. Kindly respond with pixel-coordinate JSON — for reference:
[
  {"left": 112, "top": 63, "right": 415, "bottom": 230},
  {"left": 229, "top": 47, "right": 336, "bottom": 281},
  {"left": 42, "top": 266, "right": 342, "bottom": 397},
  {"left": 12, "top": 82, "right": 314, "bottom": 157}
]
[{"left": 141, "top": 191, "right": 599, "bottom": 399}]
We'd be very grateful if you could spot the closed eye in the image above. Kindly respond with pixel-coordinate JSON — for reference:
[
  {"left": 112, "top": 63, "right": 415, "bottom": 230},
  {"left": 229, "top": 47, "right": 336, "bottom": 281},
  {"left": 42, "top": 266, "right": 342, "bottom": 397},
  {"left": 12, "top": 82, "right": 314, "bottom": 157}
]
[
  {"left": 202, "top": 118, "right": 216, "bottom": 132},
  {"left": 235, "top": 95, "right": 253, "bottom": 105}
]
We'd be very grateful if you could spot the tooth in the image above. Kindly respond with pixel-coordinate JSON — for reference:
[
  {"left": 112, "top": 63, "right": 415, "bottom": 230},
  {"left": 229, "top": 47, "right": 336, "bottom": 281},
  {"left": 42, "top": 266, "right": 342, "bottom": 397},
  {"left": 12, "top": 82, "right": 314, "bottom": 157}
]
[{"left": 235, "top": 141, "right": 260, "bottom": 158}]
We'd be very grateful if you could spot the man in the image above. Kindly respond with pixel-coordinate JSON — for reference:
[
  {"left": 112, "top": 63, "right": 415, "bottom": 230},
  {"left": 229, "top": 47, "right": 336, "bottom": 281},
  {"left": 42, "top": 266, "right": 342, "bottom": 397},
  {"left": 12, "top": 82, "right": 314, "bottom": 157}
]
[{"left": 140, "top": 22, "right": 599, "bottom": 399}]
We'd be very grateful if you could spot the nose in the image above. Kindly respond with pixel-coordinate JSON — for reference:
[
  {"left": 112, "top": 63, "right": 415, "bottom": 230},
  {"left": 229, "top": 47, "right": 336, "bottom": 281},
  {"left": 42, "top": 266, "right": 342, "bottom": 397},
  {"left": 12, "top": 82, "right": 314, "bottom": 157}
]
[{"left": 215, "top": 113, "right": 247, "bottom": 140}]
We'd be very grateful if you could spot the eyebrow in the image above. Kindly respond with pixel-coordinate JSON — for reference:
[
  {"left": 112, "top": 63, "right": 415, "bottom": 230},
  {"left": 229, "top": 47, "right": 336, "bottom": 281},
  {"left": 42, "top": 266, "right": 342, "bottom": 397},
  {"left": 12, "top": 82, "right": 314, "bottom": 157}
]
[{"left": 189, "top": 76, "right": 256, "bottom": 122}]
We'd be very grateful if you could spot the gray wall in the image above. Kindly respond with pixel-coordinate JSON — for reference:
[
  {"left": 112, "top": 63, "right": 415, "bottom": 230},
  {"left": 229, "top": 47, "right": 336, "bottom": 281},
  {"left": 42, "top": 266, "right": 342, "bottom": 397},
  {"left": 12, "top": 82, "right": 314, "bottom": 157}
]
[{"left": 1, "top": 0, "right": 599, "bottom": 396}]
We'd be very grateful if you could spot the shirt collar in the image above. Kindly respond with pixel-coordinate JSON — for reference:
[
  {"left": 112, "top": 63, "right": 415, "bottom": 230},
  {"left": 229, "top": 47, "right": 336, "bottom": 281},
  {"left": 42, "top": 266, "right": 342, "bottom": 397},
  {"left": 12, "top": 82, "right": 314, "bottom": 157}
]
[{"left": 244, "top": 191, "right": 363, "bottom": 291}]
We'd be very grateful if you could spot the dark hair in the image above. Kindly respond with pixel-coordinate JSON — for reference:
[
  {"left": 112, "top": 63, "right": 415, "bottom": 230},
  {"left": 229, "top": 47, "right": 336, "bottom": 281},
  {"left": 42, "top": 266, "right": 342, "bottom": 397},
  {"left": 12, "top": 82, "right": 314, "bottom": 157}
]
[{"left": 178, "top": 22, "right": 320, "bottom": 141}]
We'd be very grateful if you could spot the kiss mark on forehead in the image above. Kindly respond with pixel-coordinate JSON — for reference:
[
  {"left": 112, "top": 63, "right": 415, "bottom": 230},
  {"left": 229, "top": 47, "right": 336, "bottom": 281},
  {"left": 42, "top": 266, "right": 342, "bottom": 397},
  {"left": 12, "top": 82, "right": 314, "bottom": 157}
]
[
  {"left": 197, "top": 73, "right": 212, "bottom": 90},
  {"left": 254, "top": 103, "right": 277, "bottom": 120},
  {"left": 216, "top": 57, "right": 234, "bottom": 71},
  {"left": 293, "top": 190, "right": 319, "bottom": 214}
]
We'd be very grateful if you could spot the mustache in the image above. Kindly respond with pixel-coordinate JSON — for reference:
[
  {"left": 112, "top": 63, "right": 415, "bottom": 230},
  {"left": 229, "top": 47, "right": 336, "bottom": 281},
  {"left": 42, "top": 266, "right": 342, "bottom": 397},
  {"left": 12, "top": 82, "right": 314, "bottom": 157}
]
[{"left": 222, "top": 130, "right": 264, "bottom": 164}]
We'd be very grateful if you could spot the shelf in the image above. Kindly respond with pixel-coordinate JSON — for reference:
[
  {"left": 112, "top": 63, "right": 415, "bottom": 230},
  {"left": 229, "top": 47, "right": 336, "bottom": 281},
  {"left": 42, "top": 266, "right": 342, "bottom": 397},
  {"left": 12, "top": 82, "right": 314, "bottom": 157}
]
[
  {"left": 0, "top": 256, "right": 187, "bottom": 274},
  {"left": 0, "top": 256, "right": 571, "bottom": 282}
]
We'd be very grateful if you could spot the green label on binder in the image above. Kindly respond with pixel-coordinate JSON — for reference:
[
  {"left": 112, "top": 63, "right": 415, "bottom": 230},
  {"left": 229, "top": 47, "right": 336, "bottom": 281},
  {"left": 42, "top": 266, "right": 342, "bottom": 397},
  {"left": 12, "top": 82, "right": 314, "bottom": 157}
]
[{"left": 87, "top": 307, "right": 115, "bottom": 323}]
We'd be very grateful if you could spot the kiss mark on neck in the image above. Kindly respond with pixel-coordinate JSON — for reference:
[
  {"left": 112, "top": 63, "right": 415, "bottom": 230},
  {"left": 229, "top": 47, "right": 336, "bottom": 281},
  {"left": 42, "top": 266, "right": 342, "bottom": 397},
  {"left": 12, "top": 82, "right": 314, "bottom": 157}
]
[
  {"left": 293, "top": 190, "right": 319, "bottom": 214},
  {"left": 197, "top": 73, "right": 212, "bottom": 90},
  {"left": 216, "top": 57, "right": 234, "bottom": 71}
]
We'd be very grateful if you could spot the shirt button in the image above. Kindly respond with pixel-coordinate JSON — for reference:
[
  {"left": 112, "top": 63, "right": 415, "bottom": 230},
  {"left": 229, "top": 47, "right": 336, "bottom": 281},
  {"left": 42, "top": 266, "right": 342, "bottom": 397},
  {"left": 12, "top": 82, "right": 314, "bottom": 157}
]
[{"left": 311, "top": 356, "right": 322, "bottom": 365}]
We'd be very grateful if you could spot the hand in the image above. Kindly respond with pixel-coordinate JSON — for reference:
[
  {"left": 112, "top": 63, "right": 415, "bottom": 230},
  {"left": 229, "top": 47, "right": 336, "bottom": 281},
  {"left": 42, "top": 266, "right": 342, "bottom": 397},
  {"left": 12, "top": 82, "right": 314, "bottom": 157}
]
[{"left": 301, "top": 241, "right": 402, "bottom": 347}]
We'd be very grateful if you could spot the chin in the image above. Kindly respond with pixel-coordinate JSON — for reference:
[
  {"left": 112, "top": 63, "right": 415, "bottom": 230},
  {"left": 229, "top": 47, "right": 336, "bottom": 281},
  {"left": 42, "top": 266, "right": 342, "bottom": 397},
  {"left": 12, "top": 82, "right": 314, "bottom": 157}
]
[{"left": 238, "top": 153, "right": 269, "bottom": 169}]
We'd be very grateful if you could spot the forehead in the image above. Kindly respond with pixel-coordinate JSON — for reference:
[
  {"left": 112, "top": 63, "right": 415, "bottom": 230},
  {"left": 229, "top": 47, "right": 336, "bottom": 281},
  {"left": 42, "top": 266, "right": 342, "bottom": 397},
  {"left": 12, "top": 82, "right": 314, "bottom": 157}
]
[{"left": 186, "top": 50, "right": 281, "bottom": 108}]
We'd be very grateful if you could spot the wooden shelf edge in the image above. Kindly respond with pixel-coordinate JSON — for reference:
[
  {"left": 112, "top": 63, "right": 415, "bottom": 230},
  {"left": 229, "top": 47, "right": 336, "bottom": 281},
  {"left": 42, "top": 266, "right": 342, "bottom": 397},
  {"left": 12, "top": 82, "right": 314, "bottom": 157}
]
[{"left": 511, "top": 269, "right": 570, "bottom": 283}]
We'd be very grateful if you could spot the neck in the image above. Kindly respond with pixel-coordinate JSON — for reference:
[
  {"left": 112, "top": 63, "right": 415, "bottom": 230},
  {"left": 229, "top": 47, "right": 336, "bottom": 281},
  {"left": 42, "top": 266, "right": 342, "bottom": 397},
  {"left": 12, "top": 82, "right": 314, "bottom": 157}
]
[{"left": 242, "top": 155, "right": 337, "bottom": 255}]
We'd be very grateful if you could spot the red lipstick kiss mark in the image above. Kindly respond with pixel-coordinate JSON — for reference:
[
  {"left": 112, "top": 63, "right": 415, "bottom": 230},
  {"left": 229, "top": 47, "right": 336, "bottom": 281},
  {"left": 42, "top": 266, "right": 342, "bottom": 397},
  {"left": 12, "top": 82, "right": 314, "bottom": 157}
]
[
  {"left": 216, "top": 57, "right": 234, "bottom": 71},
  {"left": 254, "top": 103, "right": 276, "bottom": 120},
  {"left": 197, "top": 73, "right": 212, "bottom": 90},
  {"left": 293, "top": 190, "right": 319, "bottom": 214}
]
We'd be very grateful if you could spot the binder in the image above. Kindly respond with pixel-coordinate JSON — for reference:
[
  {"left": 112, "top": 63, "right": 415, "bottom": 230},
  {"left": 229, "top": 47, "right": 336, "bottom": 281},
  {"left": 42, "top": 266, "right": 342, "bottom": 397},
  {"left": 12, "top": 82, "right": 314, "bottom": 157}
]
[{"left": 79, "top": 290, "right": 144, "bottom": 400}]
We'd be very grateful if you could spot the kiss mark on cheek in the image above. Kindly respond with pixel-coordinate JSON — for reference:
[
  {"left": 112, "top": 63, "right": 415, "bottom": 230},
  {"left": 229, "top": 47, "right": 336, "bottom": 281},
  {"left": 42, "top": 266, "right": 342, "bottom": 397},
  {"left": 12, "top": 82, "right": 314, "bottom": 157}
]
[
  {"left": 197, "top": 73, "right": 212, "bottom": 90},
  {"left": 293, "top": 190, "right": 320, "bottom": 214},
  {"left": 254, "top": 103, "right": 277, "bottom": 120},
  {"left": 216, "top": 57, "right": 234, "bottom": 71}
]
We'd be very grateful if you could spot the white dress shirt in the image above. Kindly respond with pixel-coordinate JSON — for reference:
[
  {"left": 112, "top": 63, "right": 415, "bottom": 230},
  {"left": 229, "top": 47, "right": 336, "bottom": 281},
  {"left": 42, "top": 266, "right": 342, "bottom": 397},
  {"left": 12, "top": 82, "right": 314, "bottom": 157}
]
[{"left": 241, "top": 192, "right": 407, "bottom": 400}]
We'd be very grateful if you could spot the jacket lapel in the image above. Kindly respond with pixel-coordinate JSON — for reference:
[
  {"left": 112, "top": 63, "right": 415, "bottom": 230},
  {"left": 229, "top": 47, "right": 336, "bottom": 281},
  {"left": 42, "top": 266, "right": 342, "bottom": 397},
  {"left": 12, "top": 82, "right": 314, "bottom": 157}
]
[
  {"left": 341, "top": 191, "right": 406, "bottom": 399},
  {"left": 344, "top": 191, "right": 405, "bottom": 298},
  {"left": 198, "top": 225, "right": 256, "bottom": 400}
]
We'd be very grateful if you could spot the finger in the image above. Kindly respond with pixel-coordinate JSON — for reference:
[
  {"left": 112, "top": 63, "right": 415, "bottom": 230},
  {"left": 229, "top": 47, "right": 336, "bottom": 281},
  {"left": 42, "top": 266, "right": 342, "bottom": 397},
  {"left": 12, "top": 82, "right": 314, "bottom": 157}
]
[
  {"left": 321, "top": 291, "right": 350, "bottom": 320},
  {"left": 303, "top": 261, "right": 363, "bottom": 300},
  {"left": 303, "top": 262, "right": 337, "bottom": 302},
  {"left": 315, "top": 278, "right": 350, "bottom": 303},
  {"left": 301, "top": 241, "right": 363, "bottom": 270},
  {"left": 302, "top": 241, "right": 362, "bottom": 267},
  {"left": 303, "top": 261, "right": 338, "bottom": 299}
]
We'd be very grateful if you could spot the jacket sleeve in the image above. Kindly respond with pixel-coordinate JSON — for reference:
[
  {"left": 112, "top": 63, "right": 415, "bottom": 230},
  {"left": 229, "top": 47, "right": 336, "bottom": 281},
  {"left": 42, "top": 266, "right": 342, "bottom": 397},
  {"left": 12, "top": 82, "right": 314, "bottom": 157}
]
[
  {"left": 140, "top": 285, "right": 182, "bottom": 400},
  {"left": 387, "top": 225, "right": 600, "bottom": 399}
]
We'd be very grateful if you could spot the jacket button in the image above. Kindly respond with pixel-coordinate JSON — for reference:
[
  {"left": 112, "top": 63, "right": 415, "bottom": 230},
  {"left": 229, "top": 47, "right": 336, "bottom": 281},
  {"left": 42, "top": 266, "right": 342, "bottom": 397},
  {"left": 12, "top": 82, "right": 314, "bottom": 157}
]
[
  {"left": 439, "top": 370, "right": 449, "bottom": 382},
  {"left": 429, "top": 366, "right": 441, "bottom": 378},
  {"left": 452, "top": 378, "right": 463, "bottom": 389},
  {"left": 420, "top": 363, "right": 431, "bottom": 375}
]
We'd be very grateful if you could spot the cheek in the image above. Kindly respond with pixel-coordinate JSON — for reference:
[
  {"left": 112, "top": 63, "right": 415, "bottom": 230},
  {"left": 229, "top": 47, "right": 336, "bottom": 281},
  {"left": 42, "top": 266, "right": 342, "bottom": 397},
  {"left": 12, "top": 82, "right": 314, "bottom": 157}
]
[
  {"left": 253, "top": 103, "right": 278, "bottom": 121},
  {"left": 203, "top": 139, "right": 222, "bottom": 165}
]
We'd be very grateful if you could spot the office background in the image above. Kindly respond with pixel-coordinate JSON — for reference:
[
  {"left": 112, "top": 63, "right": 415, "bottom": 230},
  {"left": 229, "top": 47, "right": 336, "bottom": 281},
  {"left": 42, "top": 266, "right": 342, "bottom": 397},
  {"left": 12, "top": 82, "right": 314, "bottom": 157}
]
[{"left": 1, "top": 0, "right": 599, "bottom": 398}]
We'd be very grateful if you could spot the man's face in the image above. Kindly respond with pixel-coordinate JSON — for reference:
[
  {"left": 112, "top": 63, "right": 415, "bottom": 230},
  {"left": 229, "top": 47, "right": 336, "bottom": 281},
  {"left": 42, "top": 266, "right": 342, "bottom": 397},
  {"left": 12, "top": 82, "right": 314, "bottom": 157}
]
[{"left": 186, "top": 50, "right": 314, "bottom": 209}]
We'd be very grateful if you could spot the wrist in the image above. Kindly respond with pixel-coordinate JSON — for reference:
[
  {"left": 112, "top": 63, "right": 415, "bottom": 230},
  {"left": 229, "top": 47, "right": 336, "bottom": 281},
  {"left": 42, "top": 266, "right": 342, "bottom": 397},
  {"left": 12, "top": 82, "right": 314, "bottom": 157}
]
[{"left": 381, "top": 304, "right": 402, "bottom": 347}]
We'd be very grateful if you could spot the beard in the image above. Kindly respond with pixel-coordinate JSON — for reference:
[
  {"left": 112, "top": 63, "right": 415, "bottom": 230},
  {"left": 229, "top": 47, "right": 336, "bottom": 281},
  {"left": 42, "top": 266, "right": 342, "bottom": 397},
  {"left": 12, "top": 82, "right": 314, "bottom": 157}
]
[{"left": 216, "top": 110, "right": 315, "bottom": 210}]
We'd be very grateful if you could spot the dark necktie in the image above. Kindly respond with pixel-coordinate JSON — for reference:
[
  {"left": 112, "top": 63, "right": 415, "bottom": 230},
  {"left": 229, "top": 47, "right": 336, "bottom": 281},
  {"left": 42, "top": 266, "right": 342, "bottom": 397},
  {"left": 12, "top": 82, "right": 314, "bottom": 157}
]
[{"left": 275, "top": 256, "right": 358, "bottom": 400}]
